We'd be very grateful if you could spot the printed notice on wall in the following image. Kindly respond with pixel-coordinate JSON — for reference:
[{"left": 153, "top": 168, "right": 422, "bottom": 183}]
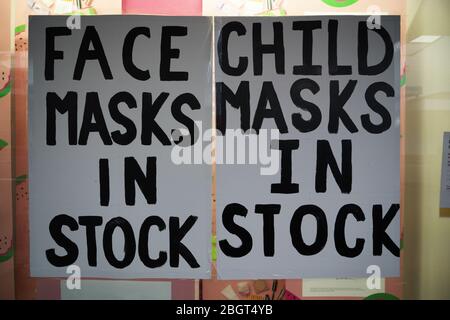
[
  {"left": 302, "top": 278, "right": 385, "bottom": 297},
  {"left": 215, "top": 16, "right": 400, "bottom": 279},
  {"left": 28, "top": 16, "right": 212, "bottom": 278},
  {"left": 441, "top": 132, "right": 450, "bottom": 217}
]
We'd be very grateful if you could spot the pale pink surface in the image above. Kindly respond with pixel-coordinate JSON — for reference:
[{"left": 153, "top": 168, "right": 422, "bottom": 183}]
[{"left": 123, "top": 0, "right": 202, "bottom": 15}]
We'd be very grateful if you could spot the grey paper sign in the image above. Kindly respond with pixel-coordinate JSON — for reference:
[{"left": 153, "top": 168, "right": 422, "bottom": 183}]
[
  {"left": 28, "top": 16, "right": 212, "bottom": 279},
  {"left": 215, "top": 16, "right": 400, "bottom": 279}
]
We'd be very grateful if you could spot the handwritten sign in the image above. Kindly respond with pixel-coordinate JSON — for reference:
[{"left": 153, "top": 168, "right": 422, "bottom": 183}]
[
  {"left": 29, "top": 16, "right": 212, "bottom": 278},
  {"left": 215, "top": 16, "right": 400, "bottom": 279}
]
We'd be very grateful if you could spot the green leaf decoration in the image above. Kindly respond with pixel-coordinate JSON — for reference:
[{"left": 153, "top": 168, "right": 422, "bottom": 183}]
[
  {"left": 0, "top": 247, "right": 14, "bottom": 263},
  {"left": 0, "top": 82, "right": 11, "bottom": 98},
  {"left": 364, "top": 293, "right": 400, "bottom": 300},
  {"left": 0, "top": 139, "right": 8, "bottom": 149},
  {"left": 322, "top": 0, "right": 359, "bottom": 8},
  {"left": 212, "top": 235, "right": 217, "bottom": 262},
  {"left": 15, "top": 174, "right": 28, "bottom": 185},
  {"left": 15, "top": 24, "right": 26, "bottom": 35},
  {"left": 400, "top": 73, "right": 407, "bottom": 87}
]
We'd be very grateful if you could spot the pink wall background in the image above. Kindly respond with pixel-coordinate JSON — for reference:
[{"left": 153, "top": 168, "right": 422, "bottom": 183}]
[
  {"left": 0, "top": 0, "right": 14, "bottom": 301},
  {"left": 123, "top": 0, "right": 202, "bottom": 15}
]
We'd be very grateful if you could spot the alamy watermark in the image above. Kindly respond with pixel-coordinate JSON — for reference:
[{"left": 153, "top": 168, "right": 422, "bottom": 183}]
[{"left": 170, "top": 121, "right": 281, "bottom": 176}]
